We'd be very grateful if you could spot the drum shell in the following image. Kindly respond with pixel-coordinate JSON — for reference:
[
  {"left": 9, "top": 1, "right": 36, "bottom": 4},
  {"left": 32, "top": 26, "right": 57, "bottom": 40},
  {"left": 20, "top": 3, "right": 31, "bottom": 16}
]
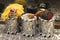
[
  {"left": 6, "top": 18, "right": 18, "bottom": 34},
  {"left": 21, "top": 15, "right": 37, "bottom": 35},
  {"left": 38, "top": 17, "right": 54, "bottom": 34}
]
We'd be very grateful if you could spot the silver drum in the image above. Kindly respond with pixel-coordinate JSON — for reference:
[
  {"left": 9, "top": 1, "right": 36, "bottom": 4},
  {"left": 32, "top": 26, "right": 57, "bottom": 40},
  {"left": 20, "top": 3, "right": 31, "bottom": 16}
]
[
  {"left": 21, "top": 14, "right": 37, "bottom": 36},
  {"left": 38, "top": 17, "right": 54, "bottom": 37},
  {"left": 6, "top": 17, "right": 18, "bottom": 34}
]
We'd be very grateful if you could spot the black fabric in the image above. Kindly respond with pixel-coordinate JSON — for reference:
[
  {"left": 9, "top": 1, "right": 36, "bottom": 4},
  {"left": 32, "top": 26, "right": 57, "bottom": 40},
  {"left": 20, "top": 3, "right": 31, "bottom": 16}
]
[
  {"left": 26, "top": 8, "right": 37, "bottom": 14},
  {"left": 0, "top": 3, "right": 5, "bottom": 13}
]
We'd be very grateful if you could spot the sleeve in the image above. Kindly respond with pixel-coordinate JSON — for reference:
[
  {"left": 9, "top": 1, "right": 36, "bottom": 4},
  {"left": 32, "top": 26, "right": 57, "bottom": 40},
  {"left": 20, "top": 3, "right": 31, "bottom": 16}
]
[{"left": 47, "top": 12, "right": 53, "bottom": 20}]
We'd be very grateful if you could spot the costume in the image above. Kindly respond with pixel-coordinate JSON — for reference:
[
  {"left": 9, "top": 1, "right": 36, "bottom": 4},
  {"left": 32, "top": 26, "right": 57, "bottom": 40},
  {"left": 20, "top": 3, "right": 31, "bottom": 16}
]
[
  {"left": 1, "top": 3, "right": 24, "bottom": 34},
  {"left": 1, "top": 3, "right": 24, "bottom": 21},
  {"left": 36, "top": 3, "right": 54, "bottom": 37}
]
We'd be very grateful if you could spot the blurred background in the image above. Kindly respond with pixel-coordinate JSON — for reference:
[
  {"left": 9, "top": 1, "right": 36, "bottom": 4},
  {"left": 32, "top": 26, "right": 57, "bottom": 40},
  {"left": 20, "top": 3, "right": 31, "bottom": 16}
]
[{"left": 0, "top": 0, "right": 59, "bottom": 13}]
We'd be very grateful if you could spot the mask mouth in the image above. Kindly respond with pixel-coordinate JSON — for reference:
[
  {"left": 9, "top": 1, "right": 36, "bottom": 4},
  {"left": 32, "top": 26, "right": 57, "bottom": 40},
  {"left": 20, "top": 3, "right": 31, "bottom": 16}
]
[
  {"left": 9, "top": 8, "right": 16, "bottom": 16},
  {"left": 10, "top": 8, "right": 16, "bottom": 13}
]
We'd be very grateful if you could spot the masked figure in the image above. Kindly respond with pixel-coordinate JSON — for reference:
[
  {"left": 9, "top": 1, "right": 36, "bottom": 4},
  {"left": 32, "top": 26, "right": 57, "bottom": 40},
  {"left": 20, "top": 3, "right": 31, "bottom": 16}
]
[
  {"left": 35, "top": 3, "right": 54, "bottom": 37},
  {"left": 5, "top": 9, "right": 18, "bottom": 34},
  {"left": 1, "top": 3, "right": 24, "bottom": 34}
]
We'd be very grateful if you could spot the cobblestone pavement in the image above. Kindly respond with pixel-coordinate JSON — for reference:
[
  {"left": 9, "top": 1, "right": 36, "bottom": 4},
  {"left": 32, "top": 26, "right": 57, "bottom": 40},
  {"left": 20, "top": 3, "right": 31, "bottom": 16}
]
[{"left": 0, "top": 33, "right": 60, "bottom": 40}]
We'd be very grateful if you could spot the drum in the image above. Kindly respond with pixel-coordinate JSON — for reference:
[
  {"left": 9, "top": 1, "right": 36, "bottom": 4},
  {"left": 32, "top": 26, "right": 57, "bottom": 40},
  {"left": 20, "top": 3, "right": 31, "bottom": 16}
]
[
  {"left": 21, "top": 14, "right": 37, "bottom": 36},
  {"left": 38, "top": 17, "right": 54, "bottom": 37},
  {"left": 6, "top": 17, "right": 18, "bottom": 34}
]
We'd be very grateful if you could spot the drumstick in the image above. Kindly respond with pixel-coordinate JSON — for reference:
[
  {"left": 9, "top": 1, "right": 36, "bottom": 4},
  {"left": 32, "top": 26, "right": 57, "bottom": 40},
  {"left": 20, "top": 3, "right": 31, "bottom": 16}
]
[
  {"left": 35, "top": 10, "right": 44, "bottom": 16},
  {"left": 27, "top": 13, "right": 35, "bottom": 19}
]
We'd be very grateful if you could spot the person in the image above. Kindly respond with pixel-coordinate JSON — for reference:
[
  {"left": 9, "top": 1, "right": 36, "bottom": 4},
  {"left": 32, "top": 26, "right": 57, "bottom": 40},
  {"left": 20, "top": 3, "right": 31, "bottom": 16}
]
[
  {"left": 1, "top": 3, "right": 24, "bottom": 21},
  {"left": 36, "top": 3, "right": 53, "bottom": 20},
  {"left": 5, "top": 8, "right": 18, "bottom": 34},
  {"left": 1, "top": 3, "right": 24, "bottom": 34},
  {"left": 35, "top": 3, "right": 54, "bottom": 37}
]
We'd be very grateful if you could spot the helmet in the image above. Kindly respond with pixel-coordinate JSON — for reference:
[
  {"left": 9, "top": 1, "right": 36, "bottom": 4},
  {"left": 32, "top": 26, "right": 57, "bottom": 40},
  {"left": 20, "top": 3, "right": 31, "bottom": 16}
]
[{"left": 39, "top": 2, "right": 50, "bottom": 9}]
